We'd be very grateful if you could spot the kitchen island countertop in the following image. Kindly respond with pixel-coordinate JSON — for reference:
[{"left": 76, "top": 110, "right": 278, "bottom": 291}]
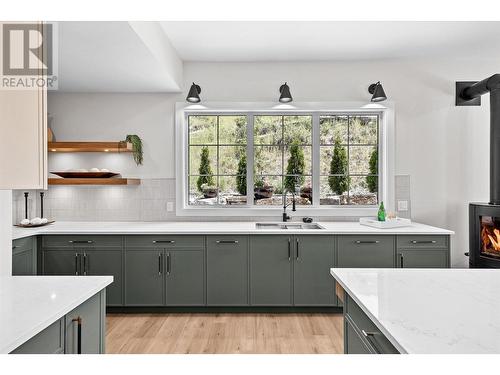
[
  {"left": 0, "top": 276, "right": 112, "bottom": 353},
  {"left": 330, "top": 268, "right": 500, "bottom": 354}
]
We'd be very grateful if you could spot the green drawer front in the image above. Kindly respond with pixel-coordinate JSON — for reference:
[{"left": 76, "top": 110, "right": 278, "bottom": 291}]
[
  {"left": 125, "top": 235, "right": 204, "bottom": 248},
  {"left": 397, "top": 235, "right": 448, "bottom": 249},
  {"left": 398, "top": 249, "right": 449, "bottom": 268},
  {"left": 11, "top": 318, "right": 64, "bottom": 354},
  {"left": 337, "top": 235, "right": 395, "bottom": 268},
  {"left": 206, "top": 235, "right": 247, "bottom": 250},
  {"left": 12, "top": 237, "right": 33, "bottom": 253},
  {"left": 42, "top": 235, "right": 122, "bottom": 248},
  {"left": 345, "top": 295, "right": 398, "bottom": 354}
]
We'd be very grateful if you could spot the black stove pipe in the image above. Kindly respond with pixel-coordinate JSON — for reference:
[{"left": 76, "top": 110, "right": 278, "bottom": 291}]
[
  {"left": 490, "top": 89, "right": 500, "bottom": 205},
  {"left": 461, "top": 74, "right": 500, "bottom": 100},
  {"left": 459, "top": 74, "right": 500, "bottom": 205}
]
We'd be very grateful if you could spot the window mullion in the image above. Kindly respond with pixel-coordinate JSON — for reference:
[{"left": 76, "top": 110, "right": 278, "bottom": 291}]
[
  {"left": 216, "top": 116, "right": 220, "bottom": 205},
  {"left": 312, "top": 114, "right": 320, "bottom": 206},
  {"left": 246, "top": 114, "right": 254, "bottom": 206}
]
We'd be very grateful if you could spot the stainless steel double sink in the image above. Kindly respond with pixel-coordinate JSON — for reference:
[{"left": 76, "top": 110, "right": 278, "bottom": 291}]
[{"left": 255, "top": 222, "right": 324, "bottom": 230}]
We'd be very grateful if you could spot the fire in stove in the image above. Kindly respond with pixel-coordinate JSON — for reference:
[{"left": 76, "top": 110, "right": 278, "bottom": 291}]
[{"left": 480, "top": 216, "right": 500, "bottom": 258}]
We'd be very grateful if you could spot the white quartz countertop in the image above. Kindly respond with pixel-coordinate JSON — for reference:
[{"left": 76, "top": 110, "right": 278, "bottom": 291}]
[
  {"left": 330, "top": 268, "right": 500, "bottom": 354},
  {"left": 12, "top": 221, "right": 454, "bottom": 240},
  {"left": 0, "top": 276, "right": 112, "bottom": 353}
]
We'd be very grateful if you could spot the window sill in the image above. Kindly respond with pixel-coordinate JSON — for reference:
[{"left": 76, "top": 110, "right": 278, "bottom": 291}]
[{"left": 176, "top": 205, "right": 379, "bottom": 218}]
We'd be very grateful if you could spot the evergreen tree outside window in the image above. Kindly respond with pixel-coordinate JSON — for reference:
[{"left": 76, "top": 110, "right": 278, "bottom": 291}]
[
  {"left": 254, "top": 115, "right": 312, "bottom": 206},
  {"left": 320, "top": 115, "right": 379, "bottom": 205},
  {"left": 188, "top": 115, "right": 247, "bottom": 205}
]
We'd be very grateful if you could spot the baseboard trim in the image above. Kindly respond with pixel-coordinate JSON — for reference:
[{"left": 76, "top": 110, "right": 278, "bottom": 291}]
[{"left": 107, "top": 306, "right": 342, "bottom": 314}]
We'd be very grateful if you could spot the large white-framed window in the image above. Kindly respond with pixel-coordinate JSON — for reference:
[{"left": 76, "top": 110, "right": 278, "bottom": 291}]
[{"left": 176, "top": 102, "right": 394, "bottom": 217}]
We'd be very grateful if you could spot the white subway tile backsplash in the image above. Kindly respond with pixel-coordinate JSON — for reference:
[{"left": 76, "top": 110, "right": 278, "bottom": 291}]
[{"left": 12, "top": 179, "right": 177, "bottom": 223}]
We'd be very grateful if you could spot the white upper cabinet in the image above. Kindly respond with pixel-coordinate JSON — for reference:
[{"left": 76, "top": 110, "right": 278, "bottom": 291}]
[{"left": 0, "top": 22, "right": 47, "bottom": 190}]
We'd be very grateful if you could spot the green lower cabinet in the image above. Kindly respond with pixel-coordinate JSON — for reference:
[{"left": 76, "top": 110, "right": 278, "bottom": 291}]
[
  {"left": 165, "top": 249, "right": 205, "bottom": 306},
  {"left": 65, "top": 291, "right": 106, "bottom": 354},
  {"left": 125, "top": 249, "right": 164, "bottom": 306},
  {"left": 35, "top": 233, "right": 451, "bottom": 310},
  {"left": 12, "top": 237, "right": 37, "bottom": 276},
  {"left": 250, "top": 235, "right": 293, "bottom": 306},
  {"left": 293, "top": 235, "right": 336, "bottom": 306},
  {"left": 397, "top": 249, "right": 449, "bottom": 268},
  {"left": 206, "top": 236, "right": 248, "bottom": 306},
  {"left": 337, "top": 236, "right": 396, "bottom": 268},
  {"left": 125, "top": 248, "right": 205, "bottom": 306},
  {"left": 84, "top": 249, "right": 123, "bottom": 306}
]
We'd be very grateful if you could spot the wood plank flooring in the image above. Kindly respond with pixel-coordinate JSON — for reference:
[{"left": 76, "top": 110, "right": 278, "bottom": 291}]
[{"left": 106, "top": 313, "right": 344, "bottom": 354}]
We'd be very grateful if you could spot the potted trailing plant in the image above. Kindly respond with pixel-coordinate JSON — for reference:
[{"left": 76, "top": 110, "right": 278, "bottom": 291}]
[
  {"left": 254, "top": 178, "right": 274, "bottom": 199},
  {"left": 300, "top": 184, "right": 312, "bottom": 202},
  {"left": 201, "top": 183, "right": 219, "bottom": 198},
  {"left": 124, "top": 135, "right": 143, "bottom": 166}
]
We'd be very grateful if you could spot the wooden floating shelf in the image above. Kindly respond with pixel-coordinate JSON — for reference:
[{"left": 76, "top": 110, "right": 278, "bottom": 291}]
[
  {"left": 48, "top": 178, "right": 141, "bottom": 186},
  {"left": 48, "top": 141, "right": 133, "bottom": 153}
]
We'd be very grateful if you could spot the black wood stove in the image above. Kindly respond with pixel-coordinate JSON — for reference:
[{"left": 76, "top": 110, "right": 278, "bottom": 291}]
[{"left": 457, "top": 74, "right": 500, "bottom": 268}]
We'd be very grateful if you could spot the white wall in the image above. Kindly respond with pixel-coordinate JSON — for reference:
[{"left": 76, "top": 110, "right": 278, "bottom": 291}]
[
  {"left": 47, "top": 58, "right": 497, "bottom": 267},
  {"left": 48, "top": 93, "right": 179, "bottom": 178}
]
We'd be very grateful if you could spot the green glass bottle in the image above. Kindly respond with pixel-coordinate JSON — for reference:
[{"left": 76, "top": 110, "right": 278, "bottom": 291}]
[{"left": 377, "top": 201, "right": 386, "bottom": 222}]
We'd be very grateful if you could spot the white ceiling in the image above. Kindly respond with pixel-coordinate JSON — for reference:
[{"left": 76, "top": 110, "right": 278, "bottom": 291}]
[
  {"left": 53, "top": 21, "right": 500, "bottom": 92},
  {"left": 56, "top": 22, "right": 182, "bottom": 92},
  {"left": 160, "top": 21, "right": 500, "bottom": 62}
]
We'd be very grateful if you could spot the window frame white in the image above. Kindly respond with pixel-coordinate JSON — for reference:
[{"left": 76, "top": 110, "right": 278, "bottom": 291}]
[{"left": 176, "top": 102, "right": 395, "bottom": 218}]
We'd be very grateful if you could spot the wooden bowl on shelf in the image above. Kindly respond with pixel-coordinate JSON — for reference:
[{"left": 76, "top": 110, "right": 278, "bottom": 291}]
[{"left": 51, "top": 171, "right": 120, "bottom": 178}]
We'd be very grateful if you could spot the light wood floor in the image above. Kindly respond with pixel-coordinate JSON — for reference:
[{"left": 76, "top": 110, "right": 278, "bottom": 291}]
[{"left": 106, "top": 313, "right": 344, "bottom": 354}]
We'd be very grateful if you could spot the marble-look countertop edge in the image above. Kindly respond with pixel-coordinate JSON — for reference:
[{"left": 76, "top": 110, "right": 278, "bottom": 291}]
[
  {"left": 330, "top": 268, "right": 408, "bottom": 354},
  {"left": 11, "top": 221, "right": 454, "bottom": 240},
  {"left": 1, "top": 276, "right": 112, "bottom": 354}
]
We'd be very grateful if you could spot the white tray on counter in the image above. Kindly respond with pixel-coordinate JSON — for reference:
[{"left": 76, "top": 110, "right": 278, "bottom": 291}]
[{"left": 359, "top": 217, "right": 412, "bottom": 229}]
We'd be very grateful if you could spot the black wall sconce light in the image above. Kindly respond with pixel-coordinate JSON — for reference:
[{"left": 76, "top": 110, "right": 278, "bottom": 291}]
[
  {"left": 186, "top": 83, "right": 202, "bottom": 103},
  {"left": 279, "top": 82, "right": 293, "bottom": 103},
  {"left": 368, "top": 81, "right": 387, "bottom": 102}
]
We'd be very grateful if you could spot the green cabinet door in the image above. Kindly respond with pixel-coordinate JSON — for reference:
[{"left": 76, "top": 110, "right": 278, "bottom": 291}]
[
  {"left": 294, "top": 235, "right": 336, "bottom": 306},
  {"left": 165, "top": 249, "right": 205, "bottom": 306},
  {"left": 65, "top": 291, "right": 105, "bottom": 354},
  {"left": 250, "top": 235, "right": 292, "bottom": 306},
  {"left": 43, "top": 249, "right": 80, "bottom": 275},
  {"left": 337, "top": 236, "right": 395, "bottom": 268},
  {"left": 397, "top": 249, "right": 449, "bottom": 268},
  {"left": 11, "top": 318, "right": 64, "bottom": 354},
  {"left": 125, "top": 249, "right": 164, "bottom": 306},
  {"left": 207, "top": 236, "right": 248, "bottom": 306},
  {"left": 345, "top": 318, "right": 372, "bottom": 354},
  {"left": 12, "top": 249, "right": 35, "bottom": 275},
  {"left": 85, "top": 249, "right": 123, "bottom": 306},
  {"left": 12, "top": 237, "right": 36, "bottom": 276}
]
